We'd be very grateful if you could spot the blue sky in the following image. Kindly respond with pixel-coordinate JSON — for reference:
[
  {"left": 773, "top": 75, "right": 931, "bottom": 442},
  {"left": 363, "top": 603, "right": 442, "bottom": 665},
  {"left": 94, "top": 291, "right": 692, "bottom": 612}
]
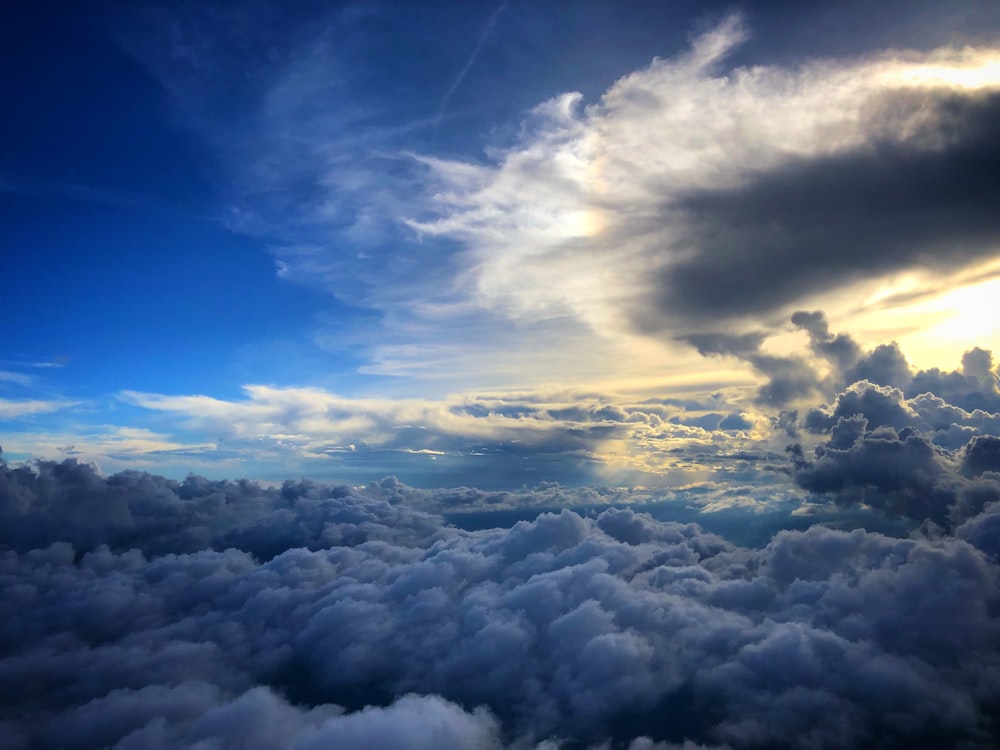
[
  {"left": 6, "top": 5, "right": 1000, "bottom": 749},
  {"left": 3, "top": 0, "right": 1000, "bottom": 487}
]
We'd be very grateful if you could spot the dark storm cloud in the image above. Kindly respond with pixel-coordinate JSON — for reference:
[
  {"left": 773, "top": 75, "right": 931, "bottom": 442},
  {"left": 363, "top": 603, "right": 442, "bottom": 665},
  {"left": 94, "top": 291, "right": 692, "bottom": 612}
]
[
  {"left": 648, "top": 91, "right": 1000, "bottom": 326},
  {"left": 678, "top": 309, "right": 865, "bottom": 408},
  {"left": 3, "top": 448, "right": 1000, "bottom": 748},
  {"left": 678, "top": 327, "right": 824, "bottom": 408}
]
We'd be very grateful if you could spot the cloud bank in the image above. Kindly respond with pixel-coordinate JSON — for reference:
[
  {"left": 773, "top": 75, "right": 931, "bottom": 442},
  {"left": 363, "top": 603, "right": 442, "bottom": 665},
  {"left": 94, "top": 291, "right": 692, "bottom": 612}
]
[
  {"left": 7, "top": 323, "right": 1000, "bottom": 747},
  {"left": 3, "top": 427, "right": 1000, "bottom": 748}
]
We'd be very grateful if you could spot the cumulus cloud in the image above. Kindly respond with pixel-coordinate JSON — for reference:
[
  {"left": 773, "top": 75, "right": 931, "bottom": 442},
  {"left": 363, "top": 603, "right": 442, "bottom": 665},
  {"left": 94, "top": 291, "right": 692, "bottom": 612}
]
[
  {"left": 2, "top": 448, "right": 1000, "bottom": 748},
  {"left": 909, "top": 347, "right": 1000, "bottom": 412},
  {"left": 678, "top": 309, "right": 1000, "bottom": 417},
  {"left": 790, "top": 342, "right": 1000, "bottom": 524}
]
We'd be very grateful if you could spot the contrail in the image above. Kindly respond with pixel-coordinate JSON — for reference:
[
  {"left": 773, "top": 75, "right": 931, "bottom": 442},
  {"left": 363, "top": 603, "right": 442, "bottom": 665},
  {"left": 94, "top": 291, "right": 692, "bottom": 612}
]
[{"left": 434, "top": 0, "right": 509, "bottom": 130}]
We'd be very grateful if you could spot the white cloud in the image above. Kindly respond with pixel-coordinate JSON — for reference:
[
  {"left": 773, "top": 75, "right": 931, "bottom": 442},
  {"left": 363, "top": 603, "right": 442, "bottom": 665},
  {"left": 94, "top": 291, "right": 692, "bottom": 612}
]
[
  {"left": 123, "top": 10, "right": 1000, "bottom": 392},
  {"left": 407, "top": 14, "right": 1000, "bottom": 347},
  {"left": 0, "top": 398, "right": 76, "bottom": 419},
  {"left": 111, "top": 382, "right": 787, "bottom": 489},
  {"left": 0, "top": 371, "right": 34, "bottom": 388}
]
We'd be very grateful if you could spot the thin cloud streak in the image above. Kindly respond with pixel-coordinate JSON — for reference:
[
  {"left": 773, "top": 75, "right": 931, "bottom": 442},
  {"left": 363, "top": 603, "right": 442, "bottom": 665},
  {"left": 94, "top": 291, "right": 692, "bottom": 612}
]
[
  {"left": 433, "top": 0, "right": 509, "bottom": 130},
  {"left": 0, "top": 399, "right": 77, "bottom": 419}
]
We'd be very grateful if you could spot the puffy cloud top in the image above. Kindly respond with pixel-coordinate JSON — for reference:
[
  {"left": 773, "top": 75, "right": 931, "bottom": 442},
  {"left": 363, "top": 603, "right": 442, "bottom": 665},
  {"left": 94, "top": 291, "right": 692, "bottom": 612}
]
[{"left": 2, "top": 447, "right": 1000, "bottom": 748}]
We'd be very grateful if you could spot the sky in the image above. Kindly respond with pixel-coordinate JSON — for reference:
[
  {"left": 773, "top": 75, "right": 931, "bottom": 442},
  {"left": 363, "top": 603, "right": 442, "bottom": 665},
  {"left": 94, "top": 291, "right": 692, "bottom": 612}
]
[
  {"left": 3, "top": 1, "right": 1000, "bottom": 748},
  {"left": 2, "top": 0, "right": 1000, "bottom": 488}
]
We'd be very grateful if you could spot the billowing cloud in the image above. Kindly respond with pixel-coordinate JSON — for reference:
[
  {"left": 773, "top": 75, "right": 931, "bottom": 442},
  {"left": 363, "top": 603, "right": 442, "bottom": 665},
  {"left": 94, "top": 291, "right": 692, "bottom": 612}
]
[
  {"left": 411, "top": 15, "right": 1000, "bottom": 345},
  {"left": 791, "top": 344, "right": 1000, "bottom": 524},
  {"left": 2, "top": 447, "right": 1000, "bottom": 748}
]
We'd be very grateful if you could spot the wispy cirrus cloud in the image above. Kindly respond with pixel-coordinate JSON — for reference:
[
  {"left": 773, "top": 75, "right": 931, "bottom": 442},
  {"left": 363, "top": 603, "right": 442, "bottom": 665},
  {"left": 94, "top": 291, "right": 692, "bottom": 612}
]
[
  {"left": 0, "top": 371, "right": 34, "bottom": 388},
  {"left": 0, "top": 398, "right": 77, "bottom": 419}
]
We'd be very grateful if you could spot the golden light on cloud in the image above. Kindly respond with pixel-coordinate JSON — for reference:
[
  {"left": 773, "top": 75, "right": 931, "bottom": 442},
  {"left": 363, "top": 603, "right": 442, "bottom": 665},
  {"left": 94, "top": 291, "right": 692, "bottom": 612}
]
[
  {"left": 901, "top": 274, "right": 1000, "bottom": 368},
  {"left": 842, "top": 259, "right": 1000, "bottom": 370},
  {"left": 890, "top": 51, "right": 1000, "bottom": 90},
  {"left": 560, "top": 208, "right": 606, "bottom": 238}
]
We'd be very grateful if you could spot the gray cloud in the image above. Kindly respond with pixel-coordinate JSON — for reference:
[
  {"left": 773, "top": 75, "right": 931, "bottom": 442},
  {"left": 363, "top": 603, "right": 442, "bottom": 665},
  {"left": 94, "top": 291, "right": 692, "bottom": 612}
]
[
  {"left": 648, "top": 92, "right": 1000, "bottom": 328},
  {"left": 679, "top": 310, "right": 1000, "bottom": 418},
  {"left": 908, "top": 347, "right": 1000, "bottom": 413},
  {"left": 792, "top": 361, "right": 1000, "bottom": 525},
  {"left": 678, "top": 328, "right": 824, "bottom": 408},
  {"left": 844, "top": 343, "right": 913, "bottom": 391},
  {"left": 3, "top": 445, "right": 1000, "bottom": 748}
]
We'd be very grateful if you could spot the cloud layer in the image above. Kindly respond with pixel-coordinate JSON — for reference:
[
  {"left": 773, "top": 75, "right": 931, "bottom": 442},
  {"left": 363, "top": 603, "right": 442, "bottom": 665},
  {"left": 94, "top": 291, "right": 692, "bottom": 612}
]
[
  {"left": 2, "top": 437, "right": 1000, "bottom": 748},
  {"left": 8, "top": 323, "right": 1000, "bottom": 747}
]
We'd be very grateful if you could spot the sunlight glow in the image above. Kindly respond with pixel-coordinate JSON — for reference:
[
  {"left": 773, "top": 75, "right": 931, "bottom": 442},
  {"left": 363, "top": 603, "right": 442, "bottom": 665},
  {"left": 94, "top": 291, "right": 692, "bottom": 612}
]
[
  {"left": 892, "top": 53, "right": 1000, "bottom": 90},
  {"left": 898, "top": 275, "right": 1000, "bottom": 369},
  {"left": 560, "top": 208, "right": 606, "bottom": 238}
]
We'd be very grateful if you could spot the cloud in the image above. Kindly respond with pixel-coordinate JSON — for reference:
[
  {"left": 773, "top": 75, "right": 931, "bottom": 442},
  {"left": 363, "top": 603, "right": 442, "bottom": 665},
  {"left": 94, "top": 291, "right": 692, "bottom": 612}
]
[
  {"left": 843, "top": 342, "right": 913, "bottom": 391},
  {"left": 12, "top": 683, "right": 500, "bottom": 750},
  {"left": 666, "top": 321, "right": 1000, "bottom": 528},
  {"left": 107, "top": 384, "right": 786, "bottom": 488},
  {"left": 2, "top": 451, "right": 1000, "bottom": 748},
  {"left": 652, "top": 90, "right": 1000, "bottom": 326},
  {"left": 411, "top": 16, "right": 1000, "bottom": 347},
  {"left": 0, "top": 398, "right": 76, "bottom": 419},
  {"left": 682, "top": 343, "right": 823, "bottom": 410},
  {"left": 114, "top": 9, "right": 1000, "bottom": 390},
  {"left": 434, "top": 0, "right": 509, "bottom": 128},
  {"left": 791, "top": 346, "right": 1000, "bottom": 524},
  {"left": 908, "top": 347, "right": 1000, "bottom": 412},
  {"left": 0, "top": 371, "right": 34, "bottom": 388},
  {"left": 676, "top": 309, "right": 1000, "bottom": 419}
]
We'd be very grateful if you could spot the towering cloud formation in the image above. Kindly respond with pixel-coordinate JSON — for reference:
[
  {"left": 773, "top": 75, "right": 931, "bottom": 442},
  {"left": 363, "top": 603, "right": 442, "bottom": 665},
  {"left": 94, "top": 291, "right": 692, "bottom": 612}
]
[
  {"left": 410, "top": 14, "right": 1000, "bottom": 342},
  {"left": 784, "top": 324, "right": 1000, "bottom": 527},
  {"left": 2, "top": 440, "right": 1000, "bottom": 748}
]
